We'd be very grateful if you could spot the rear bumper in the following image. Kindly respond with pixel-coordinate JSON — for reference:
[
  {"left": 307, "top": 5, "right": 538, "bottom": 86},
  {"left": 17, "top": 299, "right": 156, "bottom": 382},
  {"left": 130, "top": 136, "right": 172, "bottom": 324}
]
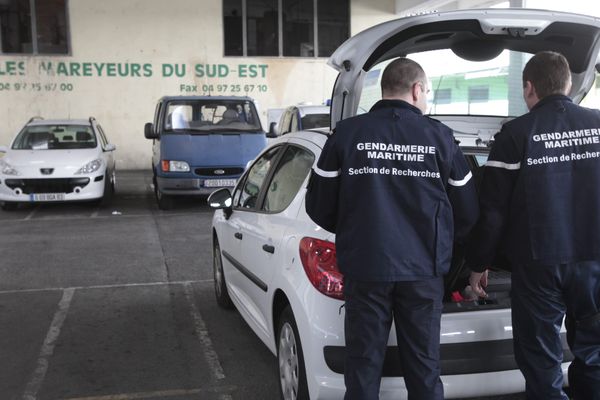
[{"left": 324, "top": 335, "right": 573, "bottom": 376}]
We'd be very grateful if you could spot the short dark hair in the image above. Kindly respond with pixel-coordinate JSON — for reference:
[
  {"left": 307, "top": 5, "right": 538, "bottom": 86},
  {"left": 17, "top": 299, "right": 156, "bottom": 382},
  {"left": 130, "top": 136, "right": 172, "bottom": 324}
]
[
  {"left": 381, "top": 58, "right": 426, "bottom": 96},
  {"left": 522, "top": 51, "right": 571, "bottom": 99}
]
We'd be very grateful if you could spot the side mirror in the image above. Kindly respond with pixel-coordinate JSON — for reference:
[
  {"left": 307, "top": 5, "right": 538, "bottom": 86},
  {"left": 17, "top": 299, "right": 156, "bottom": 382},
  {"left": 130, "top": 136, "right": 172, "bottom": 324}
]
[
  {"left": 0, "top": 146, "right": 7, "bottom": 153},
  {"left": 103, "top": 143, "right": 116, "bottom": 152},
  {"left": 207, "top": 188, "right": 233, "bottom": 219},
  {"left": 267, "top": 121, "right": 279, "bottom": 138},
  {"left": 144, "top": 122, "right": 159, "bottom": 139}
]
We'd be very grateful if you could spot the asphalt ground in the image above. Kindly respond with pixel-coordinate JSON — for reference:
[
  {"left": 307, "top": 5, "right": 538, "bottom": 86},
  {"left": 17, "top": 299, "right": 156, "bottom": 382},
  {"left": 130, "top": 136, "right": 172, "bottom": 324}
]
[{"left": 0, "top": 170, "right": 526, "bottom": 400}]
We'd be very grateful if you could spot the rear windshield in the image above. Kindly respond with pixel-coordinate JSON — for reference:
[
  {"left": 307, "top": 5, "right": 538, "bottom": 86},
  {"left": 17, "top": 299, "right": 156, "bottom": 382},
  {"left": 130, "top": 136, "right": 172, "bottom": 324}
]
[
  {"left": 301, "top": 113, "right": 330, "bottom": 129},
  {"left": 359, "top": 49, "right": 532, "bottom": 117},
  {"left": 12, "top": 125, "right": 97, "bottom": 150},
  {"left": 164, "top": 99, "right": 262, "bottom": 133}
]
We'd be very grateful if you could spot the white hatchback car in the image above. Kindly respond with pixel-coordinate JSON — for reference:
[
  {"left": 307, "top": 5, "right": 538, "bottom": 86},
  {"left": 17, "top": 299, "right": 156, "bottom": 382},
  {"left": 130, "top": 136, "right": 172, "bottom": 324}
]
[
  {"left": 209, "top": 9, "right": 600, "bottom": 400},
  {"left": 0, "top": 117, "right": 117, "bottom": 210}
]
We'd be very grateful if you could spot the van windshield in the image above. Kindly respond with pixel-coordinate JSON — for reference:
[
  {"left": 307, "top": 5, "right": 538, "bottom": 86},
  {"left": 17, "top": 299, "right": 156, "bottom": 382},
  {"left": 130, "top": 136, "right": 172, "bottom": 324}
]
[{"left": 164, "top": 99, "right": 262, "bottom": 133}]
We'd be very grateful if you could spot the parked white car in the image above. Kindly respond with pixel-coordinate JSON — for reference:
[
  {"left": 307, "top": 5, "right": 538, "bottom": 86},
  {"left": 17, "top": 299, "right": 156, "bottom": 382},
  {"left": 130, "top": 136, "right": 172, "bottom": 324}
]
[
  {"left": 269, "top": 104, "right": 330, "bottom": 137},
  {"left": 0, "top": 117, "right": 117, "bottom": 210},
  {"left": 209, "top": 8, "right": 600, "bottom": 399}
]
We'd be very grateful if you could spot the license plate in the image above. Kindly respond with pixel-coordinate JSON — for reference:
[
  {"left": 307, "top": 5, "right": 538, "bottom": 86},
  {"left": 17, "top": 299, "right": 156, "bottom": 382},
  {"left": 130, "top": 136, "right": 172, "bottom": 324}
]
[
  {"left": 204, "top": 179, "right": 236, "bottom": 188},
  {"left": 30, "top": 193, "right": 66, "bottom": 202}
]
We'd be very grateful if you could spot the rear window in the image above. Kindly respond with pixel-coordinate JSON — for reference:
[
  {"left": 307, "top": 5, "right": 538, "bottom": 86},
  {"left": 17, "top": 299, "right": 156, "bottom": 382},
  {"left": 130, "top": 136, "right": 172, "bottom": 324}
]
[
  {"left": 359, "top": 49, "right": 532, "bottom": 117},
  {"left": 301, "top": 113, "right": 330, "bottom": 129},
  {"left": 12, "top": 125, "right": 97, "bottom": 150},
  {"left": 164, "top": 99, "right": 262, "bottom": 133}
]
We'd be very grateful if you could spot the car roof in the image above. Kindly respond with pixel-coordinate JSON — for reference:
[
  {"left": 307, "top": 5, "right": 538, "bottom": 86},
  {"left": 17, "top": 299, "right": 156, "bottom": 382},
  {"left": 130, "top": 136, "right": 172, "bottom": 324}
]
[
  {"left": 328, "top": 8, "right": 600, "bottom": 128},
  {"left": 159, "top": 95, "right": 254, "bottom": 102},
  {"left": 294, "top": 104, "right": 330, "bottom": 117},
  {"left": 272, "top": 129, "right": 328, "bottom": 148},
  {"left": 27, "top": 119, "right": 92, "bottom": 126}
]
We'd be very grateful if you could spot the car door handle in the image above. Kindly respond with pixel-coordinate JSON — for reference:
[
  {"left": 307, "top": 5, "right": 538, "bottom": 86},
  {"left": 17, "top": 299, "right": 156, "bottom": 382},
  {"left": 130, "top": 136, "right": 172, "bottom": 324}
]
[
  {"left": 234, "top": 232, "right": 243, "bottom": 240},
  {"left": 262, "top": 244, "right": 275, "bottom": 254}
]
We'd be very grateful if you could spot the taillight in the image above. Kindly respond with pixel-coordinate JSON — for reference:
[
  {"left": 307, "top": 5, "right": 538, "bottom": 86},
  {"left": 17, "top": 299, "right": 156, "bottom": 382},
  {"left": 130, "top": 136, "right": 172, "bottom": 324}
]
[{"left": 299, "top": 237, "right": 344, "bottom": 300}]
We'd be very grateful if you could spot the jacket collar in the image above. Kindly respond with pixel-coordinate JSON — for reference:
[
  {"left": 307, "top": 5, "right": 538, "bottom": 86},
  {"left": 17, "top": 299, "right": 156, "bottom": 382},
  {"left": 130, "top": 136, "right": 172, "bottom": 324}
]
[
  {"left": 531, "top": 94, "right": 573, "bottom": 112},
  {"left": 370, "top": 99, "right": 423, "bottom": 115}
]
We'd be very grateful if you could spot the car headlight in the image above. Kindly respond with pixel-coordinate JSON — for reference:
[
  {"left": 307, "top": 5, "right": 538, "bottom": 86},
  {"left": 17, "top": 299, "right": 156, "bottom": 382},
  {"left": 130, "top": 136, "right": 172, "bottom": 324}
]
[
  {"left": 0, "top": 159, "right": 20, "bottom": 176},
  {"left": 76, "top": 158, "right": 103, "bottom": 174},
  {"left": 161, "top": 160, "right": 190, "bottom": 172}
]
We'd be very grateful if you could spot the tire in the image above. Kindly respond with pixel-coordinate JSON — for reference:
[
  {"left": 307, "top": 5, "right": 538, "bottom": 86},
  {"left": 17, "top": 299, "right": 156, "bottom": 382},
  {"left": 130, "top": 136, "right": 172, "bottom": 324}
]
[
  {"left": 154, "top": 174, "right": 173, "bottom": 210},
  {"left": 213, "top": 238, "right": 234, "bottom": 309},
  {"left": 1, "top": 201, "right": 18, "bottom": 211},
  {"left": 277, "top": 306, "right": 309, "bottom": 400},
  {"left": 99, "top": 172, "right": 114, "bottom": 207}
]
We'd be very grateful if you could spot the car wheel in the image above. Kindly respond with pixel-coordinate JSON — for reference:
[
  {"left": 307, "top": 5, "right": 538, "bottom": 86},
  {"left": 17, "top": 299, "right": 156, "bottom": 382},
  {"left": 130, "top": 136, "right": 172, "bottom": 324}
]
[
  {"left": 1, "top": 201, "right": 18, "bottom": 211},
  {"left": 213, "top": 238, "right": 233, "bottom": 309},
  {"left": 154, "top": 175, "right": 173, "bottom": 210},
  {"left": 99, "top": 172, "right": 114, "bottom": 207},
  {"left": 277, "top": 306, "right": 309, "bottom": 400}
]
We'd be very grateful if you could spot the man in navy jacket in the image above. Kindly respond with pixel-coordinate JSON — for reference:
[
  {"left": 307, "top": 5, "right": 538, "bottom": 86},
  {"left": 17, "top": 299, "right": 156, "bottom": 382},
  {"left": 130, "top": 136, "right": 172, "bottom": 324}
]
[
  {"left": 468, "top": 51, "right": 600, "bottom": 399},
  {"left": 306, "top": 58, "right": 478, "bottom": 400}
]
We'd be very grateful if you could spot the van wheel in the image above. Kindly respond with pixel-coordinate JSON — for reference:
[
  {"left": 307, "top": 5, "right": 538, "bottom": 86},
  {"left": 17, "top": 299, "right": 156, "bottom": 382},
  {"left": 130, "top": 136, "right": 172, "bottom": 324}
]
[
  {"left": 277, "top": 306, "right": 309, "bottom": 400},
  {"left": 213, "top": 238, "right": 233, "bottom": 309},
  {"left": 1, "top": 201, "right": 18, "bottom": 211},
  {"left": 154, "top": 177, "right": 173, "bottom": 210}
]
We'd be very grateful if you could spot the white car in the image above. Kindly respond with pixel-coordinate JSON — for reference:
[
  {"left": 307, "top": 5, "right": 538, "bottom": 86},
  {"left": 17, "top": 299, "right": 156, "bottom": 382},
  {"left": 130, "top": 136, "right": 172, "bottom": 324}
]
[
  {"left": 0, "top": 117, "right": 117, "bottom": 210},
  {"left": 209, "top": 9, "right": 600, "bottom": 399},
  {"left": 269, "top": 104, "right": 331, "bottom": 136}
]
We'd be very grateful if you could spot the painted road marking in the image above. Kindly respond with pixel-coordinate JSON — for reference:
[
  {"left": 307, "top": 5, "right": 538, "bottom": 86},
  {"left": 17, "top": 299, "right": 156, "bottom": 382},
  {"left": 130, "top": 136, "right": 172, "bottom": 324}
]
[
  {"left": 24, "top": 205, "right": 41, "bottom": 221},
  {"left": 183, "top": 282, "right": 226, "bottom": 381},
  {"left": 22, "top": 288, "right": 75, "bottom": 400},
  {"left": 0, "top": 279, "right": 212, "bottom": 295},
  {"left": 60, "top": 386, "right": 237, "bottom": 400},
  {"left": 1, "top": 211, "right": 206, "bottom": 223}
]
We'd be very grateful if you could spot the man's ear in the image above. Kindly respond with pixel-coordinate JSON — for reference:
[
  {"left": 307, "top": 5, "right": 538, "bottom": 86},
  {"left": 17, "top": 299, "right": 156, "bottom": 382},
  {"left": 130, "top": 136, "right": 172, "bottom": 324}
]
[
  {"left": 411, "top": 82, "right": 420, "bottom": 102},
  {"left": 565, "top": 79, "right": 573, "bottom": 95},
  {"left": 524, "top": 80, "right": 536, "bottom": 99}
]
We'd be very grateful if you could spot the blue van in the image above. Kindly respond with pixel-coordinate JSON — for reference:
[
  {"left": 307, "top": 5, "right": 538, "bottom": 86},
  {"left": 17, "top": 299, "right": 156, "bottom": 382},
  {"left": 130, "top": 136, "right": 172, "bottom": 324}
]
[{"left": 144, "top": 96, "right": 271, "bottom": 209}]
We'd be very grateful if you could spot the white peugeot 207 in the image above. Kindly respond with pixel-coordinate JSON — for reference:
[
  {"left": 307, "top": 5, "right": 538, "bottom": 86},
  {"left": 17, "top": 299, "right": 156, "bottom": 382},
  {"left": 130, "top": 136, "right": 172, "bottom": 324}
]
[
  {"left": 0, "top": 117, "right": 117, "bottom": 210},
  {"left": 209, "top": 8, "right": 600, "bottom": 400}
]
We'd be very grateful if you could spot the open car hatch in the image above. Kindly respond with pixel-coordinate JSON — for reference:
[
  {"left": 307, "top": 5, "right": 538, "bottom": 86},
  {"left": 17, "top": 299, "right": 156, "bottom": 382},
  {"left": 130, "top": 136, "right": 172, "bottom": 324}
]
[{"left": 329, "top": 9, "right": 600, "bottom": 127}]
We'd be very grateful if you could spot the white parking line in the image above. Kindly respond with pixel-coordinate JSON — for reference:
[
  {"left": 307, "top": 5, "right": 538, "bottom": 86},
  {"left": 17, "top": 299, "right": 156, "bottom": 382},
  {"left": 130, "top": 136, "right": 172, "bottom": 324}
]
[
  {"left": 24, "top": 205, "right": 41, "bottom": 220},
  {"left": 60, "top": 385, "right": 237, "bottom": 400},
  {"left": 0, "top": 279, "right": 212, "bottom": 295},
  {"left": 183, "top": 282, "right": 226, "bottom": 381},
  {"left": 22, "top": 288, "right": 75, "bottom": 400},
  {"left": 0, "top": 211, "right": 207, "bottom": 223}
]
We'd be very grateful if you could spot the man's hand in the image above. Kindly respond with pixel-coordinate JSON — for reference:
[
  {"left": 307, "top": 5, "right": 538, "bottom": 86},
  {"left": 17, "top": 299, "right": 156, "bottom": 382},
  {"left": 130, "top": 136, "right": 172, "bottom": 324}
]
[{"left": 469, "top": 269, "right": 489, "bottom": 298}]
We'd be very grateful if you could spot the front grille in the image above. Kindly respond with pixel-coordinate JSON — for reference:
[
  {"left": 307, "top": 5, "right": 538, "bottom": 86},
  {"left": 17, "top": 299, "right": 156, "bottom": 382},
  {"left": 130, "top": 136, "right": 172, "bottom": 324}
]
[
  {"left": 5, "top": 178, "right": 91, "bottom": 194},
  {"left": 195, "top": 167, "right": 243, "bottom": 176}
]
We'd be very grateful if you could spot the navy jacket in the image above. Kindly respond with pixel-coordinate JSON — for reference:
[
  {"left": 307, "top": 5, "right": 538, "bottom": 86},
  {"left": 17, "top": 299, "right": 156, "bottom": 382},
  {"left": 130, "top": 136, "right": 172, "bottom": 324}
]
[
  {"left": 305, "top": 100, "right": 478, "bottom": 281},
  {"left": 467, "top": 95, "right": 600, "bottom": 271}
]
